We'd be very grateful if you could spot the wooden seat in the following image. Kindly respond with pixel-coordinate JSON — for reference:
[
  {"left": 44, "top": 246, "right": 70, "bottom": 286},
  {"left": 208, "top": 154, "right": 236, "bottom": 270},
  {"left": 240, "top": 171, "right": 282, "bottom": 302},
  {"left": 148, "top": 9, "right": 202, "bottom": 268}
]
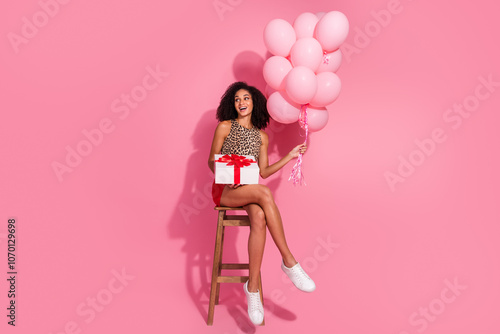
[{"left": 207, "top": 206, "right": 264, "bottom": 326}]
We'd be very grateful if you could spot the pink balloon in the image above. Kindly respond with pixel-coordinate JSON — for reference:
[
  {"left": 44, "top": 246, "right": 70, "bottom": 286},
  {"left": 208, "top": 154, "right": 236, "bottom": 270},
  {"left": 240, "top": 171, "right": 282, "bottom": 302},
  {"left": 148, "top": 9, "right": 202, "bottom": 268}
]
[
  {"left": 310, "top": 72, "right": 341, "bottom": 107},
  {"left": 264, "top": 84, "right": 276, "bottom": 98},
  {"left": 285, "top": 66, "right": 318, "bottom": 105},
  {"left": 290, "top": 37, "right": 324, "bottom": 72},
  {"left": 267, "top": 91, "right": 300, "bottom": 124},
  {"left": 315, "top": 12, "right": 326, "bottom": 20},
  {"left": 314, "top": 11, "right": 349, "bottom": 52},
  {"left": 301, "top": 106, "right": 329, "bottom": 132},
  {"left": 263, "top": 19, "right": 297, "bottom": 57},
  {"left": 316, "top": 49, "right": 342, "bottom": 73},
  {"left": 293, "top": 12, "right": 319, "bottom": 39},
  {"left": 263, "top": 56, "right": 293, "bottom": 90}
]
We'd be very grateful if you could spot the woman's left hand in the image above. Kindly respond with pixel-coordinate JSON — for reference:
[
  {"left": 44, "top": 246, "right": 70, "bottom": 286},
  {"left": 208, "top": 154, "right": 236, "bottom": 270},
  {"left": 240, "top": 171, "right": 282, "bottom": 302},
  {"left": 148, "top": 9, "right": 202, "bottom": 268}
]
[{"left": 289, "top": 143, "right": 307, "bottom": 158}]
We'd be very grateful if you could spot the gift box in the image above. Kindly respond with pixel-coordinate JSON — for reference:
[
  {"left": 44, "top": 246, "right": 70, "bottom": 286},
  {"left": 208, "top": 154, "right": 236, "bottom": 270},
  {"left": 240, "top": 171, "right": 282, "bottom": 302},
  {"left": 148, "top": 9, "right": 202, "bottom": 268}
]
[{"left": 215, "top": 154, "right": 259, "bottom": 184}]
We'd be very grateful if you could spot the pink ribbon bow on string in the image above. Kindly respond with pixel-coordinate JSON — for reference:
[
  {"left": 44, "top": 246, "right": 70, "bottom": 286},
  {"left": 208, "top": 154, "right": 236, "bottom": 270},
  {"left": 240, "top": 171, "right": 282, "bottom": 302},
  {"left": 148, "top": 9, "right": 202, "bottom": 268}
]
[
  {"left": 322, "top": 51, "right": 330, "bottom": 65},
  {"left": 288, "top": 104, "right": 309, "bottom": 186}
]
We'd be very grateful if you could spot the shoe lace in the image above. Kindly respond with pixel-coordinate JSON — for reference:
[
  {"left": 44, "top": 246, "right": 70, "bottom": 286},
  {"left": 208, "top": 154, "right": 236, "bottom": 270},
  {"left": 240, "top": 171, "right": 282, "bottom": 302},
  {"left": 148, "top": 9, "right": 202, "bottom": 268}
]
[
  {"left": 248, "top": 291, "right": 262, "bottom": 313},
  {"left": 292, "top": 265, "right": 311, "bottom": 285}
]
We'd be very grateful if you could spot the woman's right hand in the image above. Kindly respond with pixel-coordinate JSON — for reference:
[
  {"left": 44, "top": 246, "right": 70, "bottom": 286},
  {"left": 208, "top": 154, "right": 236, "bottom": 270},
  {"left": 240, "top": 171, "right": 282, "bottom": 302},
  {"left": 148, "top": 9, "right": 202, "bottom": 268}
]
[
  {"left": 289, "top": 143, "right": 307, "bottom": 158},
  {"left": 227, "top": 184, "right": 243, "bottom": 189}
]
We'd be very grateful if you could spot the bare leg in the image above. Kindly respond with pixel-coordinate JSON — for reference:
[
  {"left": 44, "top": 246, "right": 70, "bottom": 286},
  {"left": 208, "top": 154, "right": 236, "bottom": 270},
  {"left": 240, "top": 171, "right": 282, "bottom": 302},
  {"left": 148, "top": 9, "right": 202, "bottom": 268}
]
[
  {"left": 220, "top": 185, "right": 297, "bottom": 275},
  {"left": 242, "top": 203, "right": 266, "bottom": 292}
]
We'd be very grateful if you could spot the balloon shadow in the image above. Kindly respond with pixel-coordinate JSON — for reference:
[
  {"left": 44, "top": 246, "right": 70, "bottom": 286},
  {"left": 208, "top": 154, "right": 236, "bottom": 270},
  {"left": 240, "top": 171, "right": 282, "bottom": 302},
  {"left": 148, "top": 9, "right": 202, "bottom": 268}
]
[{"left": 233, "top": 50, "right": 266, "bottom": 92}]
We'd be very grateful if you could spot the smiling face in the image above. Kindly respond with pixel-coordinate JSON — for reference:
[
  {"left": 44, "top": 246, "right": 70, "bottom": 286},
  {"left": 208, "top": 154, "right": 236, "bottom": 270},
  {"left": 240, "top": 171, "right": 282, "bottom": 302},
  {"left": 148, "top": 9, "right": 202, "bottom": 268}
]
[{"left": 234, "top": 89, "right": 253, "bottom": 117}]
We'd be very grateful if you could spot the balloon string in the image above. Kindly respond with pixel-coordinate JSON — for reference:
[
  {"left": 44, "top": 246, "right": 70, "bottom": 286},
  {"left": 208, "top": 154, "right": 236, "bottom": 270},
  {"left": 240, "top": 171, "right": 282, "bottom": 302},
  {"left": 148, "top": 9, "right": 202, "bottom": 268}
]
[{"left": 288, "top": 104, "right": 308, "bottom": 186}]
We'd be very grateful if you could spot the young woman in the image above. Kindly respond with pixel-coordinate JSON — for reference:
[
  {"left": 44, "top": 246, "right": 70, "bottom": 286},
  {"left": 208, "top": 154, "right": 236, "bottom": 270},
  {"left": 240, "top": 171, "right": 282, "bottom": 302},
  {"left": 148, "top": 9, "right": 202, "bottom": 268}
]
[{"left": 208, "top": 82, "right": 315, "bottom": 325}]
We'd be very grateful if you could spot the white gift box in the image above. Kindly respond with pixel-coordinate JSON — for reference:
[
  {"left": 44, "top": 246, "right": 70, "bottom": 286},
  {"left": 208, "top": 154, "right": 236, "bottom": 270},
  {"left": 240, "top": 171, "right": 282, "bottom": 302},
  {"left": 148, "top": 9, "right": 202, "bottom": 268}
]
[{"left": 215, "top": 154, "right": 259, "bottom": 184}]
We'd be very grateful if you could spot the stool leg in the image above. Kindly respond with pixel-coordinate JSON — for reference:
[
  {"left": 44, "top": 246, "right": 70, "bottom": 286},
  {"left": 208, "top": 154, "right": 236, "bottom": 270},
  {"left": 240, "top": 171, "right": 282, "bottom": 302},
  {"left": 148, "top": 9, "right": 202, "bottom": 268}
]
[
  {"left": 207, "top": 210, "right": 225, "bottom": 326},
  {"left": 215, "top": 225, "right": 225, "bottom": 305}
]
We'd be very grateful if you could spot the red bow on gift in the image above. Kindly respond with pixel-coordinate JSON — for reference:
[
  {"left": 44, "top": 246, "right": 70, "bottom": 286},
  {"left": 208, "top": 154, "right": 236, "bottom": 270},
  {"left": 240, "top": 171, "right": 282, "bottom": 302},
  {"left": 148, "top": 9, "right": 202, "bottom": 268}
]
[{"left": 216, "top": 154, "right": 256, "bottom": 184}]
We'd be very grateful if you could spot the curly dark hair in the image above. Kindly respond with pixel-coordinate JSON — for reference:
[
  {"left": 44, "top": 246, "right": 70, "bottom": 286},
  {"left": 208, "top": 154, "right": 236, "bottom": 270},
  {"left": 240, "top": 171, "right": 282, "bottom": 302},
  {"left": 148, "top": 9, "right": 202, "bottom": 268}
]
[{"left": 216, "top": 81, "right": 270, "bottom": 130}]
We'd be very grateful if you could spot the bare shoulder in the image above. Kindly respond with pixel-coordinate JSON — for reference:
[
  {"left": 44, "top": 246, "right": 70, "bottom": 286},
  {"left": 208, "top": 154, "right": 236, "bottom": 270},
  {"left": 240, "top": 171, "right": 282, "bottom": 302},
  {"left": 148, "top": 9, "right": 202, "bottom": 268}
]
[
  {"left": 259, "top": 129, "right": 268, "bottom": 143},
  {"left": 216, "top": 120, "right": 232, "bottom": 135},
  {"left": 219, "top": 119, "right": 232, "bottom": 127}
]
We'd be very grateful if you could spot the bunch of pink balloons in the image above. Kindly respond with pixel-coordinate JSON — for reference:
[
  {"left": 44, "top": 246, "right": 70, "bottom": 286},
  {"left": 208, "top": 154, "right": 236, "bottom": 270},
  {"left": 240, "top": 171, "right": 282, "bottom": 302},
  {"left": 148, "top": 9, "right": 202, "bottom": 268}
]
[{"left": 263, "top": 11, "right": 349, "bottom": 132}]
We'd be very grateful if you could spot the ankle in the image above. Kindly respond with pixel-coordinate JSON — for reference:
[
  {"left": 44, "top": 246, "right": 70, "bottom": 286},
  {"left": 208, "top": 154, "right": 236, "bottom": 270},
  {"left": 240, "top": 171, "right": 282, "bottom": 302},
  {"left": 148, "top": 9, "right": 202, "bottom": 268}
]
[
  {"left": 247, "top": 279, "right": 259, "bottom": 293},
  {"left": 282, "top": 257, "right": 297, "bottom": 268}
]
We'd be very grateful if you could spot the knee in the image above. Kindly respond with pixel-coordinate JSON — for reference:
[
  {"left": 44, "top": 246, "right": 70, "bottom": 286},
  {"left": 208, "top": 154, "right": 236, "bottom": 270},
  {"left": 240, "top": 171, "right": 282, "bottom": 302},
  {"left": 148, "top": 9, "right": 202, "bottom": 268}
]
[
  {"left": 257, "top": 185, "right": 274, "bottom": 205},
  {"left": 251, "top": 207, "right": 266, "bottom": 230}
]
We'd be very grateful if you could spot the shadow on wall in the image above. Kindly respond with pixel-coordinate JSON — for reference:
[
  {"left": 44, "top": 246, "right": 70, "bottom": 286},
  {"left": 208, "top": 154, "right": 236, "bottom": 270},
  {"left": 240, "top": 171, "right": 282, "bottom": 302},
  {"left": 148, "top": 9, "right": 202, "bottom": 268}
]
[
  {"left": 167, "top": 51, "right": 305, "bottom": 329},
  {"left": 233, "top": 50, "right": 266, "bottom": 92}
]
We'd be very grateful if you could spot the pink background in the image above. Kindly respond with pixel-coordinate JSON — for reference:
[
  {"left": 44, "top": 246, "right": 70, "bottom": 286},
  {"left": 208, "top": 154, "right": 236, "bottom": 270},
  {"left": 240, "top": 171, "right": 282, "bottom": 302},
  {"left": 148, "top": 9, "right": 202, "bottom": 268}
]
[{"left": 1, "top": 0, "right": 499, "bottom": 333}]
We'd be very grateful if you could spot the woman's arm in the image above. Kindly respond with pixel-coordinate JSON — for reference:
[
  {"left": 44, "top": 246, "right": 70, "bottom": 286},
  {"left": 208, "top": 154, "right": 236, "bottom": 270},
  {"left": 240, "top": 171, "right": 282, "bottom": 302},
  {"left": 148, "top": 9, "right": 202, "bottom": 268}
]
[
  {"left": 258, "top": 130, "right": 306, "bottom": 179},
  {"left": 208, "top": 121, "right": 231, "bottom": 173}
]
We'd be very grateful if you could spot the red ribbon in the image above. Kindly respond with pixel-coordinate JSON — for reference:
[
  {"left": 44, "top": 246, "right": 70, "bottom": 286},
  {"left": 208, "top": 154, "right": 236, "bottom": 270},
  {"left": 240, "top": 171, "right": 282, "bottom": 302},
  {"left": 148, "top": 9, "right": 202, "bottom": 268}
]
[{"left": 216, "top": 154, "right": 256, "bottom": 184}]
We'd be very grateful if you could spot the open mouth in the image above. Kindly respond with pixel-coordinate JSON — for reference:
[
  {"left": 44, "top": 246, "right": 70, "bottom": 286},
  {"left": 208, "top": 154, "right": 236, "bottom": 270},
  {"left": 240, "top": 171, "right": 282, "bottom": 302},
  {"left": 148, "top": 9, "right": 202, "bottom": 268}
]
[{"left": 239, "top": 107, "right": 247, "bottom": 112}]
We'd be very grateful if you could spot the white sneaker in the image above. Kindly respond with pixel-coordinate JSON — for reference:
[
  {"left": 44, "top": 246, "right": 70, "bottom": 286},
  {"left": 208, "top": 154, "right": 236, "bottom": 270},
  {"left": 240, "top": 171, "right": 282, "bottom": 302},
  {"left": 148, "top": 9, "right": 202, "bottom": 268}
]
[
  {"left": 281, "top": 260, "right": 316, "bottom": 292},
  {"left": 243, "top": 280, "right": 264, "bottom": 325}
]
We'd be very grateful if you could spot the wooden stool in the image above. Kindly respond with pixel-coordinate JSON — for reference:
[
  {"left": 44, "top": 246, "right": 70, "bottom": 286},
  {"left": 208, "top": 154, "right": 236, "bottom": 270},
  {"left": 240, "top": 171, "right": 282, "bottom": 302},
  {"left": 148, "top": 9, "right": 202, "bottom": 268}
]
[{"left": 207, "top": 206, "right": 264, "bottom": 326}]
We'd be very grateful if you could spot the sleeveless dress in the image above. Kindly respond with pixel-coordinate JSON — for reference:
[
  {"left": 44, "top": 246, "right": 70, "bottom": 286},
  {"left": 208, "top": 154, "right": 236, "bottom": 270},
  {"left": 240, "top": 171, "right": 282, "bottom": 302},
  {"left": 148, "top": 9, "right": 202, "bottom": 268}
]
[{"left": 212, "top": 119, "right": 262, "bottom": 206}]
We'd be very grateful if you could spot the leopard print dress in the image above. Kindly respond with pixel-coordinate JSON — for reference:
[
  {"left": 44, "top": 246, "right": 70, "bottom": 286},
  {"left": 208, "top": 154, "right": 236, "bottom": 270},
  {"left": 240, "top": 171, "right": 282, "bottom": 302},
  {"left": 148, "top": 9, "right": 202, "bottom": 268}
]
[
  {"left": 212, "top": 119, "right": 262, "bottom": 206},
  {"left": 220, "top": 119, "right": 262, "bottom": 160}
]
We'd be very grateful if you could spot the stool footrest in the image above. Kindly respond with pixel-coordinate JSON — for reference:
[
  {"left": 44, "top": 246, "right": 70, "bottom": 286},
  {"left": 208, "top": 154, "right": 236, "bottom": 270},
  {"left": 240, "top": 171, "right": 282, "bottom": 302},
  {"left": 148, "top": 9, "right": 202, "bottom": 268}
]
[
  {"left": 223, "top": 215, "right": 250, "bottom": 226},
  {"left": 220, "top": 263, "right": 249, "bottom": 270},
  {"left": 217, "top": 276, "right": 249, "bottom": 283}
]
